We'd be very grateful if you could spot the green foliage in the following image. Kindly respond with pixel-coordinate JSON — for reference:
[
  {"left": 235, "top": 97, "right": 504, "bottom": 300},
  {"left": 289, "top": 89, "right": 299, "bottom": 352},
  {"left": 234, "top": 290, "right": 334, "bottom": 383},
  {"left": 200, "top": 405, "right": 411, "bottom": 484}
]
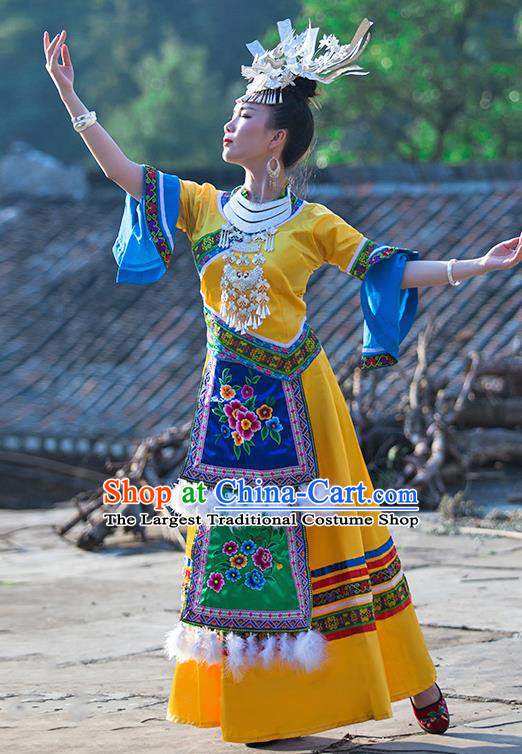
[
  {"left": 1, "top": 0, "right": 298, "bottom": 169},
  {"left": 295, "top": 0, "right": 521, "bottom": 164},
  {"left": 103, "top": 38, "right": 227, "bottom": 170},
  {"left": 1, "top": 0, "right": 519, "bottom": 169}
]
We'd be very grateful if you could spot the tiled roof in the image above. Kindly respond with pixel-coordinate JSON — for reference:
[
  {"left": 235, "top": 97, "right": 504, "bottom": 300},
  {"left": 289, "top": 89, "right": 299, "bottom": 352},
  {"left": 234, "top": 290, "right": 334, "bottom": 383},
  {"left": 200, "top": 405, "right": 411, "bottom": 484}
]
[{"left": 1, "top": 162, "right": 520, "bottom": 459}]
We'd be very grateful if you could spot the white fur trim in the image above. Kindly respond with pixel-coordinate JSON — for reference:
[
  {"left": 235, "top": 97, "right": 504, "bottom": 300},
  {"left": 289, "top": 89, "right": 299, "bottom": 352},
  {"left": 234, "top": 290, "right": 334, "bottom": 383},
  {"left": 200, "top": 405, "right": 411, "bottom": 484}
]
[
  {"left": 163, "top": 622, "right": 328, "bottom": 676},
  {"left": 191, "top": 626, "right": 209, "bottom": 662},
  {"left": 293, "top": 629, "right": 328, "bottom": 671},
  {"left": 225, "top": 633, "right": 247, "bottom": 680},
  {"left": 277, "top": 631, "right": 295, "bottom": 663},
  {"left": 259, "top": 635, "right": 278, "bottom": 667},
  {"left": 163, "top": 622, "right": 193, "bottom": 663},
  {"left": 206, "top": 630, "right": 224, "bottom": 665},
  {"left": 245, "top": 634, "right": 259, "bottom": 665}
]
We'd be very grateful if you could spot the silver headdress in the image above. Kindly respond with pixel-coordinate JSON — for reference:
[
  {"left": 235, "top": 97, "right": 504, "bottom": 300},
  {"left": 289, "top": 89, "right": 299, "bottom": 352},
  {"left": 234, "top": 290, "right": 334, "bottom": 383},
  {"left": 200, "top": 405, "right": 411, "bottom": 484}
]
[{"left": 237, "top": 17, "right": 373, "bottom": 109}]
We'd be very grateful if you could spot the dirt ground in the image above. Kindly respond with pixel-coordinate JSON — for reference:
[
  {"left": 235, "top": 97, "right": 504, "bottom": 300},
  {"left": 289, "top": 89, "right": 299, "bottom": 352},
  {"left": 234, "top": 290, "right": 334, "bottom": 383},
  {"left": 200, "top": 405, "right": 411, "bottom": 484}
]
[{"left": 1, "top": 505, "right": 521, "bottom": 753}]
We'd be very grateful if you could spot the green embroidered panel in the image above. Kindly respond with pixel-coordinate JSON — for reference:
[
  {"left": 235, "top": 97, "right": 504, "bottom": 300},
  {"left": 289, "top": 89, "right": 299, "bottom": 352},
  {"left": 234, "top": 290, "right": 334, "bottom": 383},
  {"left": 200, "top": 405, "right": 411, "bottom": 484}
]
[{"left": 199, "top": 526, "right": 300, "bottom": 611}]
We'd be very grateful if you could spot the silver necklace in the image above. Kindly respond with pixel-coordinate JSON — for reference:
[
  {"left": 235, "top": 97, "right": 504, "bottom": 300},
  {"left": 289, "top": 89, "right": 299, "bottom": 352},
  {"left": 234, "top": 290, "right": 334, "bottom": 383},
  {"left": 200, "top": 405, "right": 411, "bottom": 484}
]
[{"left": 218, "top": 185, "right": 292, "bottom": 334}]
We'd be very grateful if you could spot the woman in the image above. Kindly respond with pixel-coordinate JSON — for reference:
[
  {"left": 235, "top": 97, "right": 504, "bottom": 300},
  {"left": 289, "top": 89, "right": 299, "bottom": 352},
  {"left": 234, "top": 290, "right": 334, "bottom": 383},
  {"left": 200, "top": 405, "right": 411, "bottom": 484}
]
[{"left": 44, "top": 17, "right": 521, "bottom": 747}]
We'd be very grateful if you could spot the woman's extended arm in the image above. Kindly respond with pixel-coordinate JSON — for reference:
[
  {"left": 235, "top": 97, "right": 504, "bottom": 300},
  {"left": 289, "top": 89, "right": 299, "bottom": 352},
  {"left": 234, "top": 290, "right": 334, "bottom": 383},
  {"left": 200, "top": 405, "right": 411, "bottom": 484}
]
[
  {"left": 43, "top": 29, "right": 143, "bottom": 200},
  {"left": 401, "top": 233, "right": 522, "bottom": 289}
]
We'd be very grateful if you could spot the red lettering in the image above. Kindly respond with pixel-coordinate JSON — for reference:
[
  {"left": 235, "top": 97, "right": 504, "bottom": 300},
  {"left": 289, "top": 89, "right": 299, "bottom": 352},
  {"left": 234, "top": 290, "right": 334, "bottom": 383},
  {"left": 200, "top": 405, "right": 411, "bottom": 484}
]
[
  {"left": 120, "top": 477, "right": 139, "bottom": 503},
  {"left": 103, "top": 478, "right": 121, "bottom": 504},
  {"left": 139, "top": 485, "right": 155, "bottom": 505},
  {"left": 154, "top": 485, "right": 172, "bottom": 512}
]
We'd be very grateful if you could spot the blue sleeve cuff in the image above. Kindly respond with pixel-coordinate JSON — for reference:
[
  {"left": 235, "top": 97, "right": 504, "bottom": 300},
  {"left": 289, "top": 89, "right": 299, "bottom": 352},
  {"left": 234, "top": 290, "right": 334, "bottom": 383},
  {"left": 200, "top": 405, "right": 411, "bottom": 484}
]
[
  {"left": 359, "top": 246, "right": 419, "bottom": 369},
  {"left": 112, "top": 164, "right": 180, "bottom": 285}
]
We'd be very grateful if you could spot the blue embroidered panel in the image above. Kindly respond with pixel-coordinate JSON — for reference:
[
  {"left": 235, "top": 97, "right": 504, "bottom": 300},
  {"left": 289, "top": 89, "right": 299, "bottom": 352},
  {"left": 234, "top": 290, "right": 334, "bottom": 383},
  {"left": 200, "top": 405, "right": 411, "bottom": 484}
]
[{"left": 180, "top": 354, "right": 319, "bottom": 486}]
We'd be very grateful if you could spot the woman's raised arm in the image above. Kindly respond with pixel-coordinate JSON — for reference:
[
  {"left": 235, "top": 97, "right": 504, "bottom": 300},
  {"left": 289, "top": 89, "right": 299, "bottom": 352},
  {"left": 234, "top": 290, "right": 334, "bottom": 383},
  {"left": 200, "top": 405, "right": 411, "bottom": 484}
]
[{"left": 43, "top": 29, "right": 143, "bottom": 200}]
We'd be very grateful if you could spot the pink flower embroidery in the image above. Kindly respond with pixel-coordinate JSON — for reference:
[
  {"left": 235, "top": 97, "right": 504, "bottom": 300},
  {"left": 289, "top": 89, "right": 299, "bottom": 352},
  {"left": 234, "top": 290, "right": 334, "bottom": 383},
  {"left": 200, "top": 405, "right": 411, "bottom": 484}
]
[
  {"left": 224, "top": 399, "right": 246, "bottom": 429},
  {"left": 236, "top": 409, "right": 261, "bottom": 440},
  {"left": 222, "top": 540, "right": 238, "bottom": 556},
  {"left": 241, "top": 384, "right": 254, "bottom": 399},
  {"left": 252, "top": 547, "right": 273, "bottom": 571},
  {"left": 207, "top": 572, "right": 225, "bottom": 592}
]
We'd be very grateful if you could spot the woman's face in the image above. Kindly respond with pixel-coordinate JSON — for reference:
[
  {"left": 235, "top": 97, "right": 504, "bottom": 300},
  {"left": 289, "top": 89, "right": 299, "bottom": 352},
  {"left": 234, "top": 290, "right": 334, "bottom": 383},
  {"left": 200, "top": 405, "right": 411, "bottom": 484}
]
[{"left": 222, "top": 99, "right": 286, "bottom": 166}]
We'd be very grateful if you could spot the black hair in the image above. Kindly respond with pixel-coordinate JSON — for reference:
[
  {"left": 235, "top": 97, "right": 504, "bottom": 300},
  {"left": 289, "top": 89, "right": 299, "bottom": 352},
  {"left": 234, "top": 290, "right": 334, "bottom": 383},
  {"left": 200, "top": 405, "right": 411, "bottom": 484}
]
[
  {"left": 266, "top": 76, "right": 320, "bottom": 169},
  {"left": 265, "top": 76, "right": 320, "bottom": 197}
]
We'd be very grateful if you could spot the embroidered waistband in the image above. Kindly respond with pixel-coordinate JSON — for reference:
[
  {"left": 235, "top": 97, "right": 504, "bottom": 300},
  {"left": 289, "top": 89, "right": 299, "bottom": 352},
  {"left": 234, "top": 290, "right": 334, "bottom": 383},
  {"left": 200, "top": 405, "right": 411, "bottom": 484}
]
[{"left": 204, "top": 305, "right": 322, "bottom": 380}]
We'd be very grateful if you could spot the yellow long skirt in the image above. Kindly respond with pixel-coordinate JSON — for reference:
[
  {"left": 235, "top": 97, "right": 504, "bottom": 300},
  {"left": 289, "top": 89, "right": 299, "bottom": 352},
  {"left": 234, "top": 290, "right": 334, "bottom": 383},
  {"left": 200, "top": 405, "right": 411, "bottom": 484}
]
[{"left": 166, "top": 348, "right": 437, "bottom": 743}]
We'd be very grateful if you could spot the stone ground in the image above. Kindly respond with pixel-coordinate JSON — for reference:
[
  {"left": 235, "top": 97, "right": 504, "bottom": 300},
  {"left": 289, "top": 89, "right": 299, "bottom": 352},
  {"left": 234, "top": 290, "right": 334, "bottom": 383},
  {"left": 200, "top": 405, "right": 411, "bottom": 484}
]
[{"left": 1, "top": 505, "right": 521, "bottom": 753}]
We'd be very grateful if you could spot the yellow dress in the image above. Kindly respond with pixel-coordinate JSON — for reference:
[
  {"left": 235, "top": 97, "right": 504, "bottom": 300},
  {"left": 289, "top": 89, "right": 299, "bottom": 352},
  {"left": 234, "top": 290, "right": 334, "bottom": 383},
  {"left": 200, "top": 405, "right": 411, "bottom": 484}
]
[{"left": 113, "top": 165, "right": 437, "bottom": 743}]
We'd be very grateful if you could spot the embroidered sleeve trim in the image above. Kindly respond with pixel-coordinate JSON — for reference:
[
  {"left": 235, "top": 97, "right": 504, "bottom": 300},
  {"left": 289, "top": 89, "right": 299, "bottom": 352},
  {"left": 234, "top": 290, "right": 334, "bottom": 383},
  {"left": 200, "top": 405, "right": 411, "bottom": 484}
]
[
  {"left": 347, "top": 239, "right": 406, "bottom": 281},
  {"left": 359, "top": 352, "right": 398, "bottom": 370},
  {"left": 143, "top": 164, "right": 173, "bottom": 272}
]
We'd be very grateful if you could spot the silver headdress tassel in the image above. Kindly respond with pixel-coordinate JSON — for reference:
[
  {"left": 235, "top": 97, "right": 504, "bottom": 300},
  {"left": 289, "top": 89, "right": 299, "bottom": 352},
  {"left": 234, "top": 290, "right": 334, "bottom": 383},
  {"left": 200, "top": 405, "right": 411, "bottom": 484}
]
[
  {"left": 218, "top": 17, "right": 374, "bottom": 337},
  {"left": 237, "top": 17, "right": 373, "bottom": 109}
]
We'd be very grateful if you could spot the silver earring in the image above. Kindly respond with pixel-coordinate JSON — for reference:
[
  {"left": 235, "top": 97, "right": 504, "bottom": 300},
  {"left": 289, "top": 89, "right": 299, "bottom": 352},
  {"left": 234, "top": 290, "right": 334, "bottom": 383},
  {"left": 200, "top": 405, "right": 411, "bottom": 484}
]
[{"left": 267, "top": 156, "right": 281, "bottom": 191}]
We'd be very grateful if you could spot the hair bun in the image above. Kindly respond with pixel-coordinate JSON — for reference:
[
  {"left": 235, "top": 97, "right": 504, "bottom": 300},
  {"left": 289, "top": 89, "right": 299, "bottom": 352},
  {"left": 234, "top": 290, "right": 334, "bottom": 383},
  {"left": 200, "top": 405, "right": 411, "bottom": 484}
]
[{"left": 291, "top": 76, "right": 318, "bottom": 100}]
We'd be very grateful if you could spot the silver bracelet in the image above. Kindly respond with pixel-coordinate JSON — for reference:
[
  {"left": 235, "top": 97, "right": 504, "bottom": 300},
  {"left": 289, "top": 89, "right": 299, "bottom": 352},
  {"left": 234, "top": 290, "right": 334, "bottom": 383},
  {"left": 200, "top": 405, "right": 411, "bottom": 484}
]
[
  {"left": 72, "top": 110, "right": 97, "bottom": 132},
  {"left": 447, "top": 258, "right": 461, "bottom": 286}
]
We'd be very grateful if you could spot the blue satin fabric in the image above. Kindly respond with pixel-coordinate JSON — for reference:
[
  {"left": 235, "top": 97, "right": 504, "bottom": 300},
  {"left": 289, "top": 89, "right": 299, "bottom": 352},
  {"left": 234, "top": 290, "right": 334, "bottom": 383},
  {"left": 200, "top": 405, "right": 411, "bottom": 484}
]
[
  {"left": 201, "top": 360, "right": 300, "bottom": 471},
  {"left": 360, "top": 248, "right": 419, "bottom": 363},
  {"left": 111, "top": 165, "right": 180, "bottom": 284}
]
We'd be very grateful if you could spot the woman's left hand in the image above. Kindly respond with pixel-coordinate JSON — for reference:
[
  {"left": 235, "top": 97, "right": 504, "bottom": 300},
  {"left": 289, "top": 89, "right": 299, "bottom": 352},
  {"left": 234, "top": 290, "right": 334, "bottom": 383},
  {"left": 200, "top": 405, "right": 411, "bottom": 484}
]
[{"left": 479, "top": 231, "right": 522, "bottom": 274}]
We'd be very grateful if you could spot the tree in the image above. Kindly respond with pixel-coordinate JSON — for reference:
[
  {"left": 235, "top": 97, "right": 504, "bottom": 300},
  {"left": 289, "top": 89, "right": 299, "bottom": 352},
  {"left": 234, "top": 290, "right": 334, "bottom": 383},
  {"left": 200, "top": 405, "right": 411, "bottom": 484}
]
[
  {"left": 103, "top": 36, "right": 227, "bottom": 170},
  {"left": 0, "top": 0, "right": 299, "bottom": 169},
  {"left": 276, "top": 0, "right": 522, "bottom": 164}
]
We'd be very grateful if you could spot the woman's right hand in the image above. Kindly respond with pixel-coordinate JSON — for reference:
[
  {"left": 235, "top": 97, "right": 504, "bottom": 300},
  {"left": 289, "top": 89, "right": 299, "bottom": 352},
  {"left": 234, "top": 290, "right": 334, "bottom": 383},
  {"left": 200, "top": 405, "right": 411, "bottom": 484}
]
[{"left": 43, "top": 29, "right": 74, "bottom": 96}]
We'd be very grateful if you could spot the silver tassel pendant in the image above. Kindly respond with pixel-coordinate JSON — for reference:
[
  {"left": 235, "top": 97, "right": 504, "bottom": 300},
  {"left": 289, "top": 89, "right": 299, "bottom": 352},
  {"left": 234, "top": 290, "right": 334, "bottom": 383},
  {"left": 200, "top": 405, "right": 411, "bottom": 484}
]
[
  {"left": 219, "top": 226, "right": 229, "bottom": 248},
  {"left": 264, "top": 229, "right": 276, "bottom": 252}
]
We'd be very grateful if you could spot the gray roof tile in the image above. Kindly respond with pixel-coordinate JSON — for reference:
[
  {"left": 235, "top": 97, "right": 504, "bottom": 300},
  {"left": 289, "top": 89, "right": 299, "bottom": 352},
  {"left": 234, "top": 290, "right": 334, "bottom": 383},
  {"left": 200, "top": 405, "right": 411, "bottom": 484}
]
[{"left": 1, "top": 164, "right": 520, "bottom": 458}]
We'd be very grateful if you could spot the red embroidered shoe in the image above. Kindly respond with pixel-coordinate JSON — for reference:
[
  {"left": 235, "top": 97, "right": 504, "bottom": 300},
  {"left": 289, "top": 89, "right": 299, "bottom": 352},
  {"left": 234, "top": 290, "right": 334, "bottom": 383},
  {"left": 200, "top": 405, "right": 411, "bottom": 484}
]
[{"left": 410, "top": 682, "right": 450, "bottom": 734}]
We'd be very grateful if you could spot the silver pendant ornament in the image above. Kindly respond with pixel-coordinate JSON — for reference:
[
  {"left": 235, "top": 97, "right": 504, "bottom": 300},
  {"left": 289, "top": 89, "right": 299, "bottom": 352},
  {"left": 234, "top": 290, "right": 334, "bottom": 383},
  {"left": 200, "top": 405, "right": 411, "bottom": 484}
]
[{"left": 218, "top": 223, "right": 278, "bottom": 334}]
